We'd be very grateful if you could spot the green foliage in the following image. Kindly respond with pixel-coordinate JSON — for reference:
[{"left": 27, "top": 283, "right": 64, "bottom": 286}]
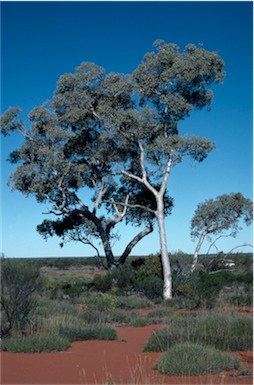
[
  {"left": 155, "top": 342, "right": 240, "bottom": 376},
  {"left": 133, "top": 255, "right": 164, "bottom": 299},
  {"left": 79, "top": 293, "right": 118, "bottom": 323},
  {"left": 176, "top": 271, "right": 243, "bottom": 309},
  {"left": 136, "top": 276, "right": 163, "bottom": 299},
  {"left": 1, "top": 259, "right": 40, "bottom": 336},
  {"left": 144, "top": 310, "right": 253, "bottom": 352},
  {"left": 147, "top": 306, "right": 174, "bottom": 323},
  {"left": 93, "top": 273, "right": 112, "bottom": 292},
  {"left": 137, "top": 255, "right": 163, "bottom": 279},
  {"left": 129, "top": 316, "right": 151, "bottom": 327},
  {"left": 191, "top": 193, "right": 253, "bottom": 240},
  {"left": 1, "top": 333, "right": 70, "bottom": 353},
  {"left": 59, "top": 324, "right": 117, "bottom": 342},
  {"left": 116, "top": 295, "right": 154, "bottom": 310},
  {"left": 110, "top": 263, "right": 137, "bottom": 291},
  {"left": 228, "top": 294, "right": 253, "bottom": 307}
]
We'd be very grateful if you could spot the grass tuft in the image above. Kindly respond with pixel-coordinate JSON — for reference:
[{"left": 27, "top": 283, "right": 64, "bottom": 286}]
[
  {"left": 144, "top": 310, "right": 253, "bottom": 352},
  {"left": 155, "top": 342, "right": 241, "bottom": 376},
  {"left": 1, "top": 333, "right": 70, "bottom": 353},
  {"left": 59, "top": 324, "right": 117, "bottom": 341}
]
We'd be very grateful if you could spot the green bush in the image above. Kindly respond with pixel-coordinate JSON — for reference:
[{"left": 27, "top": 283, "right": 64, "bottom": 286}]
[
  {"left": 1, "top": 259, "right": 40, "bottom": 336},
  {"left": 116, "top": 295, "right": 154, "bottom": 310},
  {"left": 129, "top": 317, "right": 151, "bottom": 327},
  {"left": 228, "top": 294, "right": 253, "bottom": 307},
  {"left": 93, "top": 273, "right": 112, "bottom": 293},
  {"left": 1, "top": 333, "right": 70, "bottom": 353},
  {"left": 147, "top": 307, "right": 173, "bottom": 319},
  {"left": 60, "top": 324, "right": 117, "bottom": 341},
  {"left": 111, "top": 264, "right": 137, "bottom": 291},
  {"left": 144, "top": 310, "right": 253, "bottom": 352},
  {"left": 137, "top": 276, "right": 163, "bottom": 299},
  {"left": 79, "top": 293, "right": 119, "bottom": 323},
  {"left": 155, "top": 342, "right": 240, "bottom": 376}
]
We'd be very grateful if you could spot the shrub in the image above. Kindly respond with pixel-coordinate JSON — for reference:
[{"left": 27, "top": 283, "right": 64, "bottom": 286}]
[
  {"left": 79, "top": 293, "right": 118, "bottom": 323},
  {"left": 146, "top": 306, "right": 174, "bottom": 324},
  {"left": 1, "top": 259, "right": 40, "bottom": 336},
  {"left": 1, "top": 333, "right": 70, "bottom": 353},
  {"left": 116, "top": 295, "right": 154, "bottom": 310},
  {"left": 137, "top": 276, "right": 163, "bottom": 299},
  {"left": 228, "top": 294, "right": 253, "bottom": 307},
  {"left": 129, "top": 317, "right": 151, "bottom": 327},
  {"left": 60, "top": 324, "right": 117, "bottom": 341},
  {"left": 93, "top": 273, "right": 112, "bottom": 293},
  {"left": 111, "top": 264, "right": 137, "bottom": 291},
  {"left": 155, "top": 342, "right": 240, "bottom": 376}
]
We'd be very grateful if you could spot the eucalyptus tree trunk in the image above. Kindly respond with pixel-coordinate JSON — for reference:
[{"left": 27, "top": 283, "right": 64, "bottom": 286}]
[
  {"left": 191, "top": 230, "right": 208, "bottom": 272},
  {"left": 156, "top": 196, "right": 172, "bottom": 300}
]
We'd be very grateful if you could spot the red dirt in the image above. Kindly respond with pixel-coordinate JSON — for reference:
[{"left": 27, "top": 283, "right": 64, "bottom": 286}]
[{"left": 1, "top": 324, "right": 253, "bottom": 385}]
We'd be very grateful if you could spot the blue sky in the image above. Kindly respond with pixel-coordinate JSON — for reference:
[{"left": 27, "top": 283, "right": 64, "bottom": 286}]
[{"left": 1, "top": 1, "right": 253, "bottom": 258}]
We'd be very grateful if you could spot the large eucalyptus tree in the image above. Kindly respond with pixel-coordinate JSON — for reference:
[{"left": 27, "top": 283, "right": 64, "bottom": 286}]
[{"left": 1, "top": 41, "right": 225, "bottom": 298}]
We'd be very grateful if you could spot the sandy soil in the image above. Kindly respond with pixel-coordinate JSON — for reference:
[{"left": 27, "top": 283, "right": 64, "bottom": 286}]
[{"left": 1, "top": 324, "right": 253, "bottom": 385}]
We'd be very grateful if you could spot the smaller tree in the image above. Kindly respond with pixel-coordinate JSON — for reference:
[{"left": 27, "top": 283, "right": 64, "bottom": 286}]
[{"left": 190, "top": 192, "right": 253, "bottom": 272}]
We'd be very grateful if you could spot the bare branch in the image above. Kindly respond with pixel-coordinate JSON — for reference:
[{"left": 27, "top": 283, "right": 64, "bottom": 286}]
[
  {"left": 225, "top": 243, "right": 253, "bottom": 256},
  {"left": 122, "top": 142, "right": 158, "bottom": 197},
  {"left": 93, "top": 183, "right": 107, "bottom": 214},
  {"left": 16, "top": 127, "right": 34, "bottom": 141},
  {"left": 105, "top": 199, "right": 156, "bottom": 215},
  {"left": 206, "top": 232, "right": 235, "bottom": 255},
  {"left": 159, "top": 153, "right": 172, "bottom": 196},
  {"left": 110, "top": 194, "right": 130, "bottom": 225}
]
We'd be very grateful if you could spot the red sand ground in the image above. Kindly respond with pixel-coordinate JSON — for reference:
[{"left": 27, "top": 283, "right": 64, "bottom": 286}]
[{"left": 1, "top": 323, "right": 253, "bottom": 385}]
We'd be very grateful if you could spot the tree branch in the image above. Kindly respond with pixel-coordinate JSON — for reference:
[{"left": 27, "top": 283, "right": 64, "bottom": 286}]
[
  {"left": 104, "top": 199, "right": 156, "bottom": 215},
  {"left": 206, "top": 232, "right": 235, "bottom": 255},
  {"left": 122, "top": 142, "right": 158, "bottom": 197},
  {"left": 159, "top": 153, "right": 172, "bottom": 196},
  {"left": 118, "top": 224, "right": 154, "bottom": 266},
  {"left": 93, "top": 183, "right": 107, "bottom": 214}
]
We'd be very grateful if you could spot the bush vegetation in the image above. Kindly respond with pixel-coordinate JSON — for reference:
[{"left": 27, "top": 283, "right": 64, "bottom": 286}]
[
  {"left": 144, "top": 310, "right": 253, "bottom": 352},
  {"left": 155, "top": 342, "right": 241, "bottom": 376},
  {"left": 1, "top": 259, "right": 41, "bottom": 336},
  {"left": 1, "top": 333, "right": 71, "bottom": 353},
  {"left": 1, "top": 253, "right": 252, "bottom": 356}
]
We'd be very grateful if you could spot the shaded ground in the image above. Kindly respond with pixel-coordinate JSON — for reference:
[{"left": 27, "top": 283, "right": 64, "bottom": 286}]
[{"left": 1, "top": 324, "right": 252, "bottom": 385}]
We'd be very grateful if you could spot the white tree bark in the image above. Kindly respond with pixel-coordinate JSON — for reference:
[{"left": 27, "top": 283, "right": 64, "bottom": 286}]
[
  {"left": 156, "top": 196, "right": 172, "bottom": 299},
  {"left": 122, "top": 143, "right": 173, "bottom": 299},
  {"left": 191, "top": 230, "right": 208, "bottom": 272}
]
